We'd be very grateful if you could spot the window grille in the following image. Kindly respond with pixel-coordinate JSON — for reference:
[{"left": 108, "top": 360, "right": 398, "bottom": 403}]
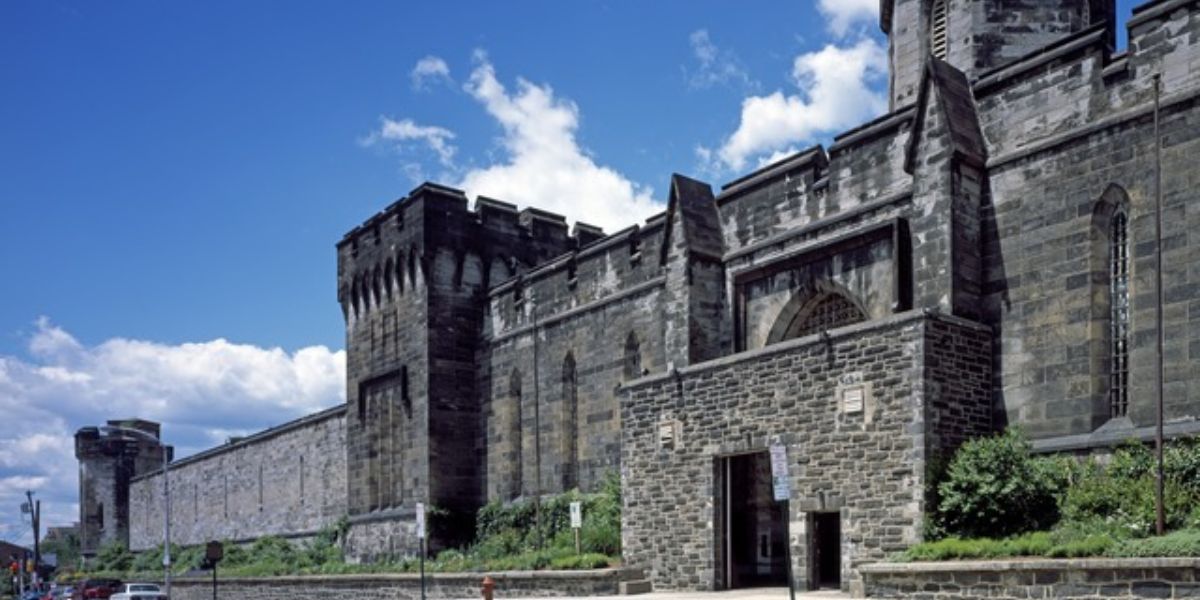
[
  {"left": 1110, "top": 211, "right": 1130, "bottom": 417},
  {"left": 931, "top": 0, "right": 949, "bottom": 60},
  {"left": 790, "top": 293, "right": 866, "bottom": 339}
]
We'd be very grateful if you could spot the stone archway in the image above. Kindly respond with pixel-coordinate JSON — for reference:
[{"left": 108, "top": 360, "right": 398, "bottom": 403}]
[{"left": 765, "top": 283, "right": 868, "bottom": 346}]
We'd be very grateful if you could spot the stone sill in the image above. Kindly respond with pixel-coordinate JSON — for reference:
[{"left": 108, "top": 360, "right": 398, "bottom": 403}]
[{"left": 860, "top": 557, "right": 1200, "bottom": 574}]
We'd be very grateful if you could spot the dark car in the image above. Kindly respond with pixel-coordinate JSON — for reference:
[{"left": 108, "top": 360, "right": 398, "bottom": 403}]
[{"left": 78, "top": 579, "right": 122, "bottom": 600}]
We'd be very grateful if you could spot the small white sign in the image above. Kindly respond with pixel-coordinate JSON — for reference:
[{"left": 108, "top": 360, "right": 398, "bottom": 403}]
[
  {"left": 415, "top": 502, "right": 426, "bottom": 540},
  {"left": 768, "top": 444, "right": 790, "bottom": 501},
  {"left": 570, "top": 501, "right": 582, "bottom": 529}
]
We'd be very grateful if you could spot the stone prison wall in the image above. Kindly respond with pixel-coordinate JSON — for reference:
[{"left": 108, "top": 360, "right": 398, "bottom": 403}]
[{"left": 128, "top": 406, "right": 347, "bottom": 550}]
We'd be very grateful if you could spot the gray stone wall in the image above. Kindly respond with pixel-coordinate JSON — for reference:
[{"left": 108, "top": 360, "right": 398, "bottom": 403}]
[
  {"left": 620, "top": 312, "right": 992, "bottom": 592},
  {"left": 75, "top": 420, "right": 167, "bottom": 556},
  {"left": 862, "top": 557, "right": 1200, "bottom": 599},
  {"left": 977, "top": 1, "right": 1200, "bottom": 439},
  {"left": 128, "top": 407, "right": 346, "bottom": 550},
  {"left": 167, "top": 568, "right": 639, "bottom": 600},
  {"left": 477, "top": 208, "right": 669, "bottom": 501}
]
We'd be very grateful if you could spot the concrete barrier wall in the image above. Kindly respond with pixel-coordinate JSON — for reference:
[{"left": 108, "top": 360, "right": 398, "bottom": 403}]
[{"left": 861, "top": 558, "right": 1200, "bottom": 598}]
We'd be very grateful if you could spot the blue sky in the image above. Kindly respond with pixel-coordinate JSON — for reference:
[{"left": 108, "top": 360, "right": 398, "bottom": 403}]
[{"left": 0, "top": 0, "right": 1140, "bottom": 543}]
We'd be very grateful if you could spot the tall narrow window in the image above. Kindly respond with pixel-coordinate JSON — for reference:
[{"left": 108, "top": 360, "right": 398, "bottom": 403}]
[
  {"left": 1110, "top": 210, "right": 1130, "bottom": 417},
  {"left": 623, "top": 332, "right": 642, "bottom": 379},
  {"left": 561, "top": 353, "right": 578, "bottom": 491},
  {"left": 931, "top": 0, "right": 949, "bottom": 60},
  {"left": 509, "top": 369, "right": 523, "bottom": 499}
]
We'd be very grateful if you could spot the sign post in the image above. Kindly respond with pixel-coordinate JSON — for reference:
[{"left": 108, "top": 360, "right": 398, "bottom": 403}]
[
  {"left": 769, "top": 445, "right": 796, "bottom": 600},
  {"left": 204, "top": 541, "right": 224, "bottom": 600},
  {"left": 416, "top": 502, "right": 427, "bottom": 600},
  {"left": 569, "top": 501, "right": 582, "bottom": 554}
]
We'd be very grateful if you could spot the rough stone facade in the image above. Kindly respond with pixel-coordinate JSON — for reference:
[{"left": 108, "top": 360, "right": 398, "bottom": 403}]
[
  {"left": 861, "top": 557, "right": 1200, "bottom": 599},
  {"left": 80, "top": 0, "right": 1200, "bottom": 593},
  {"left": 127, "top": 406, "right": 346, "bottom": 550},
  {"left": 620, "top": 313, "right": 992, "bottom": 592}
]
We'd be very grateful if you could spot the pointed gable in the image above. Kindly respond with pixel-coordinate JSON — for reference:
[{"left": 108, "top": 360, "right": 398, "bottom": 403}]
[
  {"left": 658, "top": 173, "right": 724, "bottom": 265},
  {"left": 905, "top": 57, "right": 987, "bottom": 174}
]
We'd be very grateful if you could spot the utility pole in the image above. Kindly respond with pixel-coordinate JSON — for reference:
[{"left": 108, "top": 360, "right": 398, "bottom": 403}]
[
  {"left": 1152, "top": 73, "right": 1166, "bottom": 537},
  {"left": 25, "top": 491, "right": 40, "bottom": 581}
]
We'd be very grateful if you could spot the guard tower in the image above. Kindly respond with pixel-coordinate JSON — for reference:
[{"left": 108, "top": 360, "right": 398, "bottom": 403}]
[{"left": 75, "top": 419, "right": 170, "bottom": 556}]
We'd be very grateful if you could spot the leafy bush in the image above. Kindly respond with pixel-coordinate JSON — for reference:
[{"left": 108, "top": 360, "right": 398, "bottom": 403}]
[
  {"left": 1060, "top": 441, "right": 1199, "bottom": 538},
  {"left": 94, "top": 541, "right": 133, "bottom": 572},
  {"left": 1107, "top": 529, "right": 1200, "bottom": 557},
  {"left": 549, "top": 553, "right": 611, "bottom": 569},
  {"left": 935, "top": 429, "right": 1061, "bottom": 538}
]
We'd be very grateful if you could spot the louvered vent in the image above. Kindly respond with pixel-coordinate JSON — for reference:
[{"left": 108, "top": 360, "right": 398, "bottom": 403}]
[{"left": 931, "top": 0, "right": 949, "bottom": 60}]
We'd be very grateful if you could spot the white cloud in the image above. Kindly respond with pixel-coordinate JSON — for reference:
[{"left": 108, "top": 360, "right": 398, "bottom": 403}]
[
  {"left": 364, "top": 117, "right": 458, "bottom": 167},
  {"left": 0, "top": 319, "right": 345, "bottom": 540},
  {"left": 455, "top": 55, "right": 661, "bottom": 232},
  {"left": 705, "top": 38, "right": 888, "bottom": 172},
  {"left": 410, "top": 55, "right": 452, "bottom": 90},
  {"left": 685, "top": 29, "right": 757, "bottom": 91},
  {"left": 818, "top": 0, "right": 879, "bottom": 37}
]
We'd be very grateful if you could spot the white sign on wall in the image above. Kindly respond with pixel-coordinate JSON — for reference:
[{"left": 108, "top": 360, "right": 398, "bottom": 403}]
[{"left": 415, "top": 502, "right": 426, "bottom": 540}]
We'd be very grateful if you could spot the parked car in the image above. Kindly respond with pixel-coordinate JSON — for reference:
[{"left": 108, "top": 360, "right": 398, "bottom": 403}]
[
  {"left": 40, "top": 586, "right": 75, "bottom": 600},
  {"left": 109, "top": 583, "right": 166, "bottom": 600},
  {"left": 78, "top": 578, "right": 121, "bottom": 599}
]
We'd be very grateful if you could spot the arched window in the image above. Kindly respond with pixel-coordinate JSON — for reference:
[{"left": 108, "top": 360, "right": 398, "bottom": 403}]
[
  {"left": 931, "top": 0, "right": 949, "bottom": 60},
  {"left": 509, "top": 369, "right": 523, "bottom": 499},
  {"left": 767, "top": 285, "right": 868, "bottom": 346},
  {"left": 623, "top": 332, "right": 642, "bottom": 379},
  {"left": 1109, "top": 209, "right": 1130, "bottom": 417},
  {"left": 1091, "top": 185, "right": 1132, "bottom": 424},
  {"left": 561, "top": 353, "right": 578, "bottom": 491}
]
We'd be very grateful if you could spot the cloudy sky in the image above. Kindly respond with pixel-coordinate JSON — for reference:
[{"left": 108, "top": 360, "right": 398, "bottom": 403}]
[{"left": 0, "top": 0, "right": 1138, "bottom": 545}]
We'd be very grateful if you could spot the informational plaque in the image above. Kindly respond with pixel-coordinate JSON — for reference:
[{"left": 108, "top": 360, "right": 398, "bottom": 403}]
[
  {"left": 842, "top": 386, "right": 865, "bottom": 414},
  {"left": 570, "top": 501, "right": 582, "bottom": 529},
  {"left": 769, "top": 444, "right": 790, "bottom": 501}
]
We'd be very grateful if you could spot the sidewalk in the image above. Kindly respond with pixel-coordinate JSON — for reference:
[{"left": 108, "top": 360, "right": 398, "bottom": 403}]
[{"left": 499, "top": 588, "right": 850, "bottom": 600}]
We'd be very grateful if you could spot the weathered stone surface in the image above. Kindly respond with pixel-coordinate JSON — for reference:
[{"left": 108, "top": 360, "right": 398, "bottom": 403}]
[{"left": 862, "top": 558, "right": 1200, "bottom": 599}]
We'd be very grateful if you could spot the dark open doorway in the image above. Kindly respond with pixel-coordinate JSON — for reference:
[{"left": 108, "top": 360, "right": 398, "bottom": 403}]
[
  {"left": 714, "top": 452, "right": 787, "bottom": 589},
  {"left": 809, "top": 512, "right": 841, "bottom": 589}
]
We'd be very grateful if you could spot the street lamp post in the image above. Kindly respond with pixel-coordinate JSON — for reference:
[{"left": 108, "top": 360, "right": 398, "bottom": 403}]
[{"left": 101, "top": 426, "right": 171, "bottom": 597}]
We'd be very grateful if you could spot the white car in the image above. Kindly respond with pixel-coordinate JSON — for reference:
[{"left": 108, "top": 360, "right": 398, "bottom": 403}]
[{"left": 109, "top": 583, "right": 167, "bottom": 600}]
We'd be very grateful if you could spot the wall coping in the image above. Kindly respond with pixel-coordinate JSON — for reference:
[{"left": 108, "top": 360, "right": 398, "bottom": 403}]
[
  {"left": 860, "top": 557, "right": 1200, "bottom": 574},
  {"left": 171, "top": 567, "right": 640, "bottom": 584}
]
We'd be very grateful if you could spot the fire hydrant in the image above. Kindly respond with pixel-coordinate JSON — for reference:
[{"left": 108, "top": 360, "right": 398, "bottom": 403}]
[{"left": 481, "top": 575, "right": 496, "bottom": 600}]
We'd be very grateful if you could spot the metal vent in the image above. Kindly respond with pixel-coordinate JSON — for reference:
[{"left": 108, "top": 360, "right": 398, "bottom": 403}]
[{"left": 931, "top": 0, "right": 949, "bottom": 60}]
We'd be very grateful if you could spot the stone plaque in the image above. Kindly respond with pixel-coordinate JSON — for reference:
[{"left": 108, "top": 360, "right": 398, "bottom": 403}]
[{"left": 842, "top": 386, "right": 865, "bottom": 414}]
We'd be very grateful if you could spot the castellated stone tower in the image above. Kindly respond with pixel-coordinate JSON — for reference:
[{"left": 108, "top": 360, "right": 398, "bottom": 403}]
[
  {"left": 883, "top": 0, "right": 1115, "bottom": 108},
  {"left": 335, "top": 183, "right": 605, "bottom": 556},
  {"left": 74, "top": 419, "right": 170, "bottom": 557}
]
